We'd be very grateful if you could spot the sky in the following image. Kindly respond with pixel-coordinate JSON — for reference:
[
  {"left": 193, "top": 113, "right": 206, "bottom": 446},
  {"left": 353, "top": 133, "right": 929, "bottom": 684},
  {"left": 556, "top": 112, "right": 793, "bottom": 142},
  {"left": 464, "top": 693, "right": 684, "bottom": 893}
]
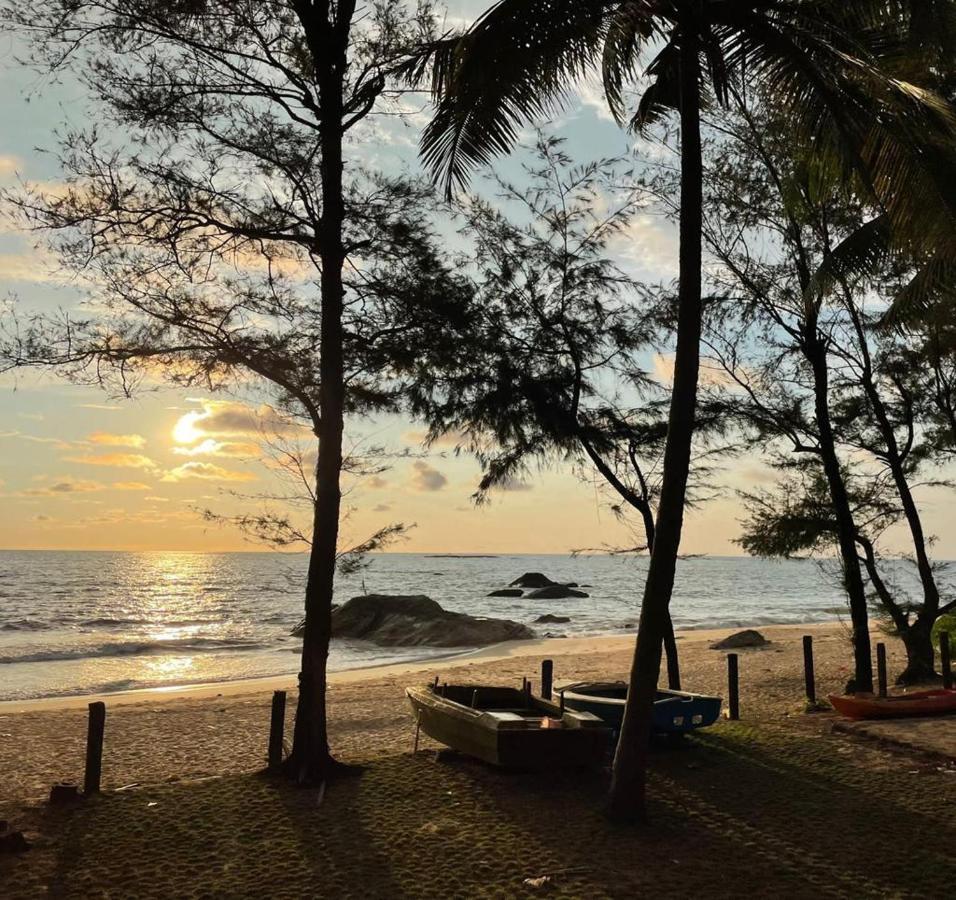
[{"left": 0, "top": 3, "right": 953, "bottom": 557}]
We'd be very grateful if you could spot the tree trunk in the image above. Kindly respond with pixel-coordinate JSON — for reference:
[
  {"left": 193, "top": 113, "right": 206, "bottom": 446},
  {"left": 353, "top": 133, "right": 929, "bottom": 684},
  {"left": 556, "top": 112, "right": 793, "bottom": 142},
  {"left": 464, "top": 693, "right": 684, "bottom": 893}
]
[
  {"left": 898, "top": 619, "right": 938, "bottom": 685},
  {"left": 636, "top": 500, "right": 681, "bottom": 690},
  {"left": 846, "top": 301, "right": 942, "bottom": 635},
  {"left": 804, "top": 338, "right": 873, "bottom": 692},
  {"left": 582, "top": 440, "right": 682, "bottom": 689},
  {"left": 285, "top": 2, "right": 353, "bottom": 785},
  {"left": 607, "top": 15, "right": 701, "bottom": 823}
]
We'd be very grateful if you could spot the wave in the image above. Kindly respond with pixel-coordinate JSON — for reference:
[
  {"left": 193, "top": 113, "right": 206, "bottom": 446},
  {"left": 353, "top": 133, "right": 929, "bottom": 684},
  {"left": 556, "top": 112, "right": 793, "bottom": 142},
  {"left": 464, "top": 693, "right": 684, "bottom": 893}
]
[
  {"left": 0, "top": 637, "right": 268, "bottom": 665},
  {"left": 1, "top": 618, "right": 52, "bottom": 632},
  {"left": 76, "top": 616, "right": 222, "bottom": 629}
]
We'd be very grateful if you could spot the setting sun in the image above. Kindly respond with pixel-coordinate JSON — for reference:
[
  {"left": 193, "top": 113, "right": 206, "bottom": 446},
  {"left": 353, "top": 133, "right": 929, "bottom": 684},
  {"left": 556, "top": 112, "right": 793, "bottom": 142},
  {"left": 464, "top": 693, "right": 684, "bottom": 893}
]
[{"left": 172, "top": 410, "right": 205, "bottom": 445}]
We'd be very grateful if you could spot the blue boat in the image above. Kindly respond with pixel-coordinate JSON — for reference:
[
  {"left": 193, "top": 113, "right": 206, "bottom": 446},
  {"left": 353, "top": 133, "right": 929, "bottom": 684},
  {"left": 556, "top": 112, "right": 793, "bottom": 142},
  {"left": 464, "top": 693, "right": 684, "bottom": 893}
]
[{"left": 558, "top": 681, "right": 722, "bottom": 735}]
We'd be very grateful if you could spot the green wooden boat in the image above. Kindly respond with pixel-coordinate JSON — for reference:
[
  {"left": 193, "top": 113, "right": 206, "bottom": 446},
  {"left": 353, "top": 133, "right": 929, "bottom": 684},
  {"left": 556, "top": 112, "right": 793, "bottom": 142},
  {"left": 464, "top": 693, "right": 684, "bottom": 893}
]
[{"left": 406, "top": 683, "right": 612, "bottom": 768}]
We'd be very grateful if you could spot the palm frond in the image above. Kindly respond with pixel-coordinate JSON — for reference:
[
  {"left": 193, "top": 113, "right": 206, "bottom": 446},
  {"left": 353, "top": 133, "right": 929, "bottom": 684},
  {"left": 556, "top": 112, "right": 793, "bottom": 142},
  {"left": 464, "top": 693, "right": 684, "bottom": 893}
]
[
  {"left": 805, "top": 214, "right": 892, "bottom": 301},
  {"left": 601, "top": 2, "right": 657, "bottom": 126},
  {"left": 418, "top": 0, "right": 653, "bottom": 196}
]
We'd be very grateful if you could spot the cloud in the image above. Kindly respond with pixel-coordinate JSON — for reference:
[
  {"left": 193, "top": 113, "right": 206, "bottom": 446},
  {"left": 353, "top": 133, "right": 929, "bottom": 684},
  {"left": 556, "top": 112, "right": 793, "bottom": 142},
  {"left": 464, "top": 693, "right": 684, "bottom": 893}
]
[
  {"left": 161, "top": 462, "right": 257, "bottom": 483},
  {"left": 65, "top": 452, "right": 156, "bottom": 469},
  {"left": 610, "top": 214, "right": 680, "bottom": 280},
  {"left": 144, "top": 496, "right": 170, "bottom": 503},
  {"left": 112, "top": 481, "right": 152, "bottom": 491},
  {"left": 653, "top": 353, "right": 738, "bottom": 388},
  {"left": 0, "top": 430, "right": 74, "bottom": 449},
  {"left": 88, "top": 432, "right": 147, "bottom": 448},
  {"left": 402, "top": 428, "right": 471, "bottom": 449},
  {"left": 409, "top": 461, "right": 448, "bottom": 492},
  {"left": 0, "top": 155, "right": 20, "bottom": 178},
  {"left": 172, "top": 438, "right": 260, "bottom": 459},
  {"left": 77, "top": 404, "right": 122, "bottom": 411},
  {"left": 173, "top": 399, "right": 300, "bottom": 445},
  {"left": 367, "top": 476, "right": 389, "bottom": 489},
  {"left": 18, "top": 412, "right": 44, "bottom": 422},
  {"left": 21, "top": 479, "right": 104, "bottom": 496},
  {"left": 372, "top": 503, "right": 391, "bottom": 513},
  {"left": 0, "top": 250, "right": 59, "bottom": 284}
]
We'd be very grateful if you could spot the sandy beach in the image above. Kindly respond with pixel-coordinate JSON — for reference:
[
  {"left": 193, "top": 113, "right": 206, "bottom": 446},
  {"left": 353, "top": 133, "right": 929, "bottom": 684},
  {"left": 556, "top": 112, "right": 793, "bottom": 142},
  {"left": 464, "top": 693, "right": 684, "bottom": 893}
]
[
  {"left": 0, "top": 621, "right": 896, "bottom": 803},
  {"left": 6, "top": 621, "right": 956, "bottom": 898}
]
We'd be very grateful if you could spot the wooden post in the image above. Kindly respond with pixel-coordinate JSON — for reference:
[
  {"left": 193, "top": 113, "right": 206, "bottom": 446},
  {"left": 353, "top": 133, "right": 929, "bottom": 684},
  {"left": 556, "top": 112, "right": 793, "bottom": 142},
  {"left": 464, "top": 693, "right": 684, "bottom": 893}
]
[
  {"left": 559, "top": 690, "right": 565, "bottom": 713},
  {"left": 728, "top": 654, "right": 740, "bottom": 721},
  {"left": 802, "top": 635, "right": 816, "bottom": 704},
  {"left": 541, "top": 659, "right": 554, "bottom": 700},
  {"left": 941, "top": 632, "right": 952, "bottom": 690},
  {"left": 84, "top": 701, "right": 106, "bottom": 795},
  {"left": 268, "top": 690, "right": 287, "bottom": 771},
  {"left": 876, "top": 643, "right": 888, "bottom": 698}
]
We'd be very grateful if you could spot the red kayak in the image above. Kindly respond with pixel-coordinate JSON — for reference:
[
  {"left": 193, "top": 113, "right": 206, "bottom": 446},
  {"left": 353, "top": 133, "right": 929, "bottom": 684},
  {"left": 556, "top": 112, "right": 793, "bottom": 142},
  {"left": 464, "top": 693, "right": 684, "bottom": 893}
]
[{"left": 829, "top": 688, "right": 956, "bottom": 720}]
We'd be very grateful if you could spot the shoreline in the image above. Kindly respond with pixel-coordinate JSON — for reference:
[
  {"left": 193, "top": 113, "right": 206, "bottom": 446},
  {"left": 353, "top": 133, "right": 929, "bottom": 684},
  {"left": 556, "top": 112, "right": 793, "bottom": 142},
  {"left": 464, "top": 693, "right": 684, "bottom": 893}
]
[{"left": 0, "top": 620, "right": 852, "bottom": 714}]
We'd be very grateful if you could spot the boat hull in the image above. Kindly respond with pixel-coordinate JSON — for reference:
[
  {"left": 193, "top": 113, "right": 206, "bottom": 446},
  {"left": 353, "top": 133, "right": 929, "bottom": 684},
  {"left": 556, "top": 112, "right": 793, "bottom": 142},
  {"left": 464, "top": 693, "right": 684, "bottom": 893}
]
[
  {"left": 829, "top": 688, "right": 956, "bottom": 720},
  {"left": 559, "top": 682, "right": 723, "bottom": 734},
  {"left": 406, "top": 685, "right": 612, "bottom": 768}
]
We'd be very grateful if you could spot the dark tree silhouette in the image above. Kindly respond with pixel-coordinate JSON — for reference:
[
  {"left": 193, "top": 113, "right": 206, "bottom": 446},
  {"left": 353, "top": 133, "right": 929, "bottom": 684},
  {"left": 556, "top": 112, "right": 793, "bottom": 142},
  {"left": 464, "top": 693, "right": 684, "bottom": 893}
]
[
  {"left": 405, "top": 135, "right": 732, "bottom": 689},
  {"left": 0, "top": 0, "right": 474, "bottom": 787},
  {"left": 403, "top": 1, "right": 956, "bottom": 820}
]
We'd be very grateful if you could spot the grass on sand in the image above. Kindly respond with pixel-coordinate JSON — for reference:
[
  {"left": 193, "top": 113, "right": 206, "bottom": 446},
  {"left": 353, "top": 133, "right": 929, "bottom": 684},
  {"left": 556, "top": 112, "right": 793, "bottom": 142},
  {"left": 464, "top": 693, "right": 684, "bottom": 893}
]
[{"left": 5, "top": 718, "right": 956, "bottom": 899}]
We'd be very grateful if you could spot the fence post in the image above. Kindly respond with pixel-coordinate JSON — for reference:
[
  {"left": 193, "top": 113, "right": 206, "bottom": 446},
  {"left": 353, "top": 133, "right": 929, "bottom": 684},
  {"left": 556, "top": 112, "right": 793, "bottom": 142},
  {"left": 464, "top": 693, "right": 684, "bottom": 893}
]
[
  {"left": 728, "top": 654, "right": 740, "bottom": 721},
  {"left": 84, "top": 701, "right": 106, "bottom": 795},
  {"left": 268, "top": 690, "right": 287, "bottom": 772},
  {"left": 541, "top": 659, "right": 554, "bottom": 700},
  {"left": 941, "top": 632, "right": 953, "bottom": 690},
  {"left": 876, "top": 643, "right": 888, "bottom": 698},
  {"left": 802, "top": 635, "right": 816, "bottom": 704}
]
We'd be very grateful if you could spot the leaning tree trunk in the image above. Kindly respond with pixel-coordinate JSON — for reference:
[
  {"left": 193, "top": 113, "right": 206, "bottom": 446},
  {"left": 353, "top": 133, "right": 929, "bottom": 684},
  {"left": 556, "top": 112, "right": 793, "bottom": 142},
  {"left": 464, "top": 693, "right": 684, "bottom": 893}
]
[
  {"left": 607, "top": 18, "right": 702, "bottom": 823},
  {"left": 898, "top": 618, "right": 938, "bottom": 685},
  {"left": 637, "top": 500, "right": 681, "bottom": 690},
  {"left": 285, "top": 4, "right": 352, "bottom": 785},
  {"left": 804, "top": 338, "right": 873, "bottom": 692}
]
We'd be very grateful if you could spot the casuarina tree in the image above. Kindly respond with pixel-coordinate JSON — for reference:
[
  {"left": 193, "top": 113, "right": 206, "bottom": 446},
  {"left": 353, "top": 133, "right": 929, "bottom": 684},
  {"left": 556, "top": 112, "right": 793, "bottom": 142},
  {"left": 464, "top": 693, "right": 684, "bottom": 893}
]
[{"left": 1, "top": 0, "right": 472, "bottom": 787}]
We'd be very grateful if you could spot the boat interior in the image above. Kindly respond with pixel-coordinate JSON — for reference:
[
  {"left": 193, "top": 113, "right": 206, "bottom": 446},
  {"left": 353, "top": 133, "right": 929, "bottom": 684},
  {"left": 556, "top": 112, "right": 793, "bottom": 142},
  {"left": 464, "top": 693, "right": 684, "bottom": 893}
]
[{"left": 435, "top": 684, "right": 550, "bottom": 718}]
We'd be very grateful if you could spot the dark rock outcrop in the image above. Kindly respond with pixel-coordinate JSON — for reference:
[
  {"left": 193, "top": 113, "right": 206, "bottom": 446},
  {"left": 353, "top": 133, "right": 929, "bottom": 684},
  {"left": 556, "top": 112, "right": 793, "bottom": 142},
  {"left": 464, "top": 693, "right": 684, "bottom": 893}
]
[
  {"left": 526, "top": 585, "right": 589, "bottom": 600},
  {"left": 487, "top": 588, "right": 524, "bottom": 598},
  {"left": 535, "top": 614, "right": 571, "bottom": 624},
  {"left": 509, "top": 572, "right": 557, "bottom": 588},
  {"left": 328, "top": 594, "right": 534, "bottom": 647},
  {"left": 709, "top": 629, "right": 769, "bottom": 650}
]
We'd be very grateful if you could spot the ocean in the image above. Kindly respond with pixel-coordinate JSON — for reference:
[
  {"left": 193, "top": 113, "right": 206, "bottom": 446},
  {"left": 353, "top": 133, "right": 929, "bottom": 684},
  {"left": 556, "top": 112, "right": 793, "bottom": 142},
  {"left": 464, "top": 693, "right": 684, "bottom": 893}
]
[{"left": 0, "top": 550, "right": 863, "bottom": 701}]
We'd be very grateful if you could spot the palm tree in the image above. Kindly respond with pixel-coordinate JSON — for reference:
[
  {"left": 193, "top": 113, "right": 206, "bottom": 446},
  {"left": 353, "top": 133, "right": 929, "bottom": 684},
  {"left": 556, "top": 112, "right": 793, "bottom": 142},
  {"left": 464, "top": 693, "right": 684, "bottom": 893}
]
[{"left": 405, "top": 1, "right": 956, "bottom": 821}]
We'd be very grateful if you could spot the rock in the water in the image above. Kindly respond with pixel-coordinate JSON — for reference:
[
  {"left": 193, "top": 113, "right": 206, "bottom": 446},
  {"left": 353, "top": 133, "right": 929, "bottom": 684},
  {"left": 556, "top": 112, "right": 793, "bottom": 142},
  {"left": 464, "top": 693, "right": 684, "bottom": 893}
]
[
  {"left": 509, "top": 572, "right": 557, "bottom": 588},
  {"left": 291, "top": 604, "right": 339, "bottom": 637},
  {"left": 526, "top": 585, "right": 589, "bottom": 600},
  {"left": 487, "top": 588, "right": 523, "bottom": 597},
  {"left": 535, "top": 614, "right": 571, "bottom": 624},
  {"left": 709, "top": 629, "right": 769, "bottom": 650},
  {"left": 330, "top": 594, "right": 534, "bottom": 647}
]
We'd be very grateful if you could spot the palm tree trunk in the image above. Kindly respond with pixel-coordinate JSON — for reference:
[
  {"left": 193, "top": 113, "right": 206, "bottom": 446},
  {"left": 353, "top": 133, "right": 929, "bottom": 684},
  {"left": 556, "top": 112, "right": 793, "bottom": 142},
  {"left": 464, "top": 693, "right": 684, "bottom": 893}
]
[
  {"left": 285, "top": 2, "right": 352, "bottom": 784},
  {"left": 607, "top": 14, "right": 702, "bottom": 823}
]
